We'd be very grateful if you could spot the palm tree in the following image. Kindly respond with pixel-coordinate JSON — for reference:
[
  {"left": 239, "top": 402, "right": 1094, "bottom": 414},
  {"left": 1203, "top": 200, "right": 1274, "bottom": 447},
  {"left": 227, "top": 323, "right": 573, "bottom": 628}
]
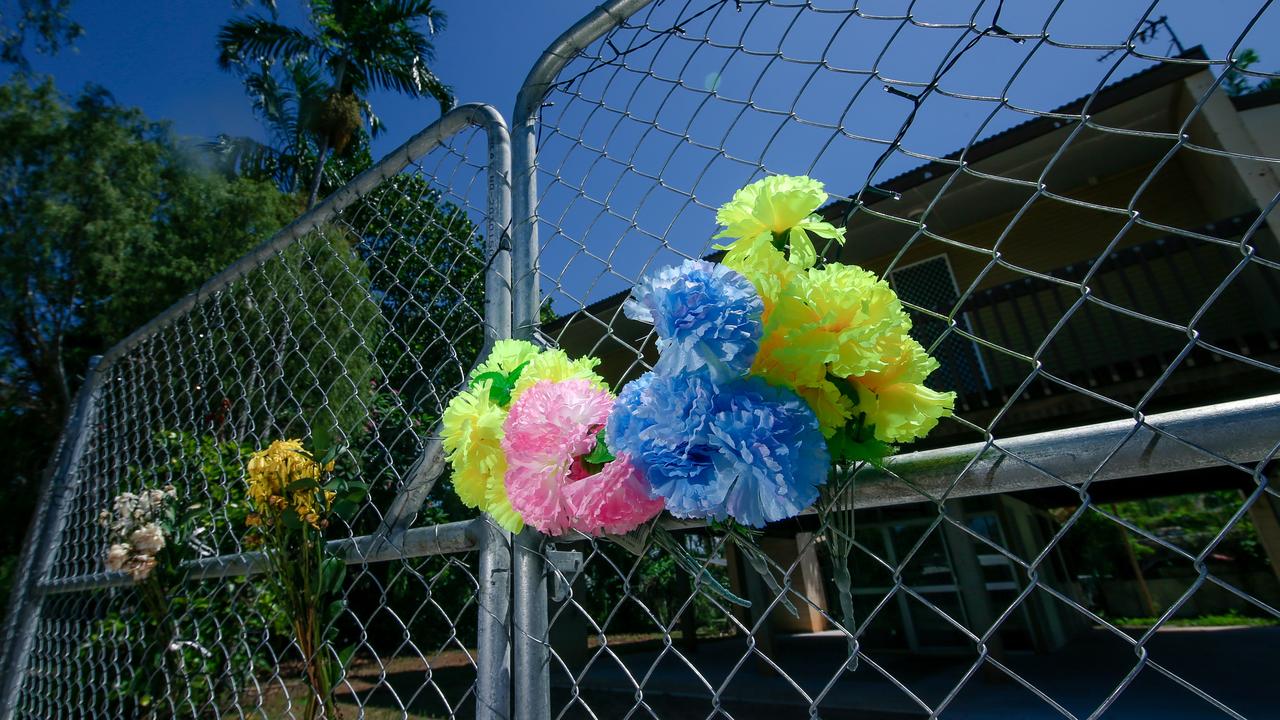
[
  {"left": 207, "top": 58, "right": 328, "bottom": 193},
  {"left": 217, "top": 0, "right": 454, "bottom": 207}
]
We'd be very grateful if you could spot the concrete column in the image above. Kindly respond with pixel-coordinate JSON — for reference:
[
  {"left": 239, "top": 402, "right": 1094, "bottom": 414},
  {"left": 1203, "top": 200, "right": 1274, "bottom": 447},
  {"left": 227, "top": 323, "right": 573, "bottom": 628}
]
[
  {"left": 1243, "top": 488, "right": 1280, "bottom": 583},
  {"left": 941, "top": 501, "right": 1007, "bottom": 678},
  {"left": 791, "top": 533, "right": 830, "bottom": 633},
  {"left": 1177, "top": 71, "right": 1280, "bottom": 257}
]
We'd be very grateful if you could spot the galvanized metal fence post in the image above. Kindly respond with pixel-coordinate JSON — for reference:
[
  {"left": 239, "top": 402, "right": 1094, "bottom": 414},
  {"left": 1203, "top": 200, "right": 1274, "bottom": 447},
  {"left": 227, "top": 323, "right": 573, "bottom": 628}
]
[
  {"left": 475, "top": 105, "right": 514, "bottom": 720},
  {"left": 510, "top": 3, "right": 656, "bottom": 718},
  {"left": 0, "top": 357, "right": 105, "bottom": 719}
]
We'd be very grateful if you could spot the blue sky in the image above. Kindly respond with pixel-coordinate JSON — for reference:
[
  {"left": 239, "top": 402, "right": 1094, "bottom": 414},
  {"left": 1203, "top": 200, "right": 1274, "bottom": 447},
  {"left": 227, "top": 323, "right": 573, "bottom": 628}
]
[
  {"left": 13, "top": 1, "right": 1279, "bottom": 311},
  {"left": 24, "top": 2, "right": 1275, "bottom": 156},
  {"left": 20, "top": 1, "right": 591, "bottom": 153}
]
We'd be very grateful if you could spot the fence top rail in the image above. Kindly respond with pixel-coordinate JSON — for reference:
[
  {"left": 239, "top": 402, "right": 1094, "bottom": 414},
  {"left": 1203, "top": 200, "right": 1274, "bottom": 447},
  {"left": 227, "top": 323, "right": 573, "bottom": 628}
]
[
  {"left": 95, "top": 102, "right": 509, "bottom": 375},
  {"left": 513, "top": 0, "right": 657, "bottom": 127},
  {"left": 38, "top": 518, "right": 486, "bottom": 595},
  {"left": 543, "top": 391, "right": 1280, "bottom": 542}
]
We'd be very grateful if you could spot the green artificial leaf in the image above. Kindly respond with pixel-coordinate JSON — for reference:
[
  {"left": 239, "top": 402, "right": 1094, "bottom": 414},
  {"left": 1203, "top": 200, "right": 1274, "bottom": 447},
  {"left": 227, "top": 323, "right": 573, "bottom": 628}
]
[
  {"left": 318, "top": 443, "right": 340, "bottom": 466},
  {"left": 338, "top": 644, "right": 358, "bottom": 670},
  {"left": 470, "top": 360, "right": 530, "bottom": 406},
  {"left": 284, "top": 478, "right": 319, "bottom": 492},
  {"left": 826, "top": 429, "right": 893, "bottom": 467},
  {"left": 325, "top": 599, "right": 347, "bottom": 626},
  {"left": 320, "top": 557, "right": 346, "bottom": 596},
  {"left": 470, "top": 371, "right": 507, "bottom": 389},
  {"left": 505, "top": 359, "right": 529, "bottom": 386},
  {"left": 281, "top": 511, "right": 302, "bottom": 530},
  {"left": 312, "top": 424, "right": 332, "bottom": 457},
  {"left": 333, "top": 499, "right": 360, "bottom": 520},
  {"left": 581, "top": 429, "right": 615, "bottom": 466}
]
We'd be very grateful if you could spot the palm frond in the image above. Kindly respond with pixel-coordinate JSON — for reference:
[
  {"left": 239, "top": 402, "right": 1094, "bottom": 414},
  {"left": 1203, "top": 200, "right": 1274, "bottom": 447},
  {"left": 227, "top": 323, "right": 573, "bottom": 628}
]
[
  {"left": 216, "top": 17, "right": 322, "bottom": 70},
  {"left": 201, "top": 134, "right": 301, "bottom": 191},
  {"left": 420, "top": 66, "right": 454, "bottom": 113}
]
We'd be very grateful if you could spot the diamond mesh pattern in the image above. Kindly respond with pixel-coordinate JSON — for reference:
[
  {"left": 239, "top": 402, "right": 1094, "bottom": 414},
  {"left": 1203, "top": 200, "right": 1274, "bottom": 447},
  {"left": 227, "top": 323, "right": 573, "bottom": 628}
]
[
  {"left": 5, "top": 2, "right": 1280, "bottom": 719},
  {"left": 519, "top": 1, "right": 1280, "bottom": 718},
  {"left": 6, "top": 116, "right": 507, "bottom": 718}
]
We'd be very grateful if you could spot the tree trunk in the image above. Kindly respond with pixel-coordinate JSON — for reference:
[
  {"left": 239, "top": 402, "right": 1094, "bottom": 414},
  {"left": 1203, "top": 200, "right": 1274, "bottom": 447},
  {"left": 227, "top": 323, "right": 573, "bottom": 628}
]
[
  {"left": 306, "top": 63, "right": 347, "bottom": 210},
  {"left": 305, "top": 135, "right": 331, "bottom": 211}
]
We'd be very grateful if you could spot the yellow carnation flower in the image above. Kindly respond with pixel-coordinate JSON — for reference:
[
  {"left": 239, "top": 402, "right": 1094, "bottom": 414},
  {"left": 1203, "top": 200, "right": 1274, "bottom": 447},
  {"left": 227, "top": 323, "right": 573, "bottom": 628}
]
[
  {"left": 722, "top": 234, "right": 797, "bottom": 313},
  {"left": 713, "top": 174, "right": 845, "bottom": 268},
  {"left": 441, "top": 382, "right": 509, "bottom": 511},
  {"left": 795, "top": 380, "right": 855, "bottom": 438},
  {"left": 510, "top": 348, "right": 606, "bottom": 402},
  {"left": 854, "top": 337, "right": 956, "bottom": 444},
  {"left": 471, "top": 339, "right": 542, "bottom": 380},
  {"left": 798, "top": 264, "right": 912, "bottom": 378},
  {"left": 751, "top": 290, "right": 835, "bottom": 391},
  {"left": 484, "top": 483, "right": 525, "bottom": 535}
]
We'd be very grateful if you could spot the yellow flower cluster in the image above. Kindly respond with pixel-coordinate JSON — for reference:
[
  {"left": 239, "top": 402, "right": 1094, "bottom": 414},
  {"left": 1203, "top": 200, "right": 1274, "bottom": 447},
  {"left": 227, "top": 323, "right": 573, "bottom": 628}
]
[
  {"left": 717, "top": 175, "right": 956, "bottom": 450},
  {"left": 246, "top": 439, "right": 336, "bottom": 529},
  {"left": 715, "top": 174, "right": 847, "bottom": 275},
  {"left": 441, "top": 339, "right": 606, "bottom": 533}
]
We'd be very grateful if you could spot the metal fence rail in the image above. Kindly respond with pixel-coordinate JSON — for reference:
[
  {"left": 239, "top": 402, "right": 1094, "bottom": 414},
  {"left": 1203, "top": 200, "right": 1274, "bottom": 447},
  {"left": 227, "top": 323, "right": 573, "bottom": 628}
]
[
  {"left": 0, "top": 104, "right": 514, "bottom": 719},
  {"left": 4, "top": 1, "right": 1280, "bottom": 718}
]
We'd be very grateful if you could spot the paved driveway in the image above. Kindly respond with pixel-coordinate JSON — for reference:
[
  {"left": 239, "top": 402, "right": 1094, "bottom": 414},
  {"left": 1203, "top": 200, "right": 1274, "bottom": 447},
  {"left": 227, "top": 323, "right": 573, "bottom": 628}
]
[{"left": 549, "top": 626, "right": 1277, "bottom": 718}]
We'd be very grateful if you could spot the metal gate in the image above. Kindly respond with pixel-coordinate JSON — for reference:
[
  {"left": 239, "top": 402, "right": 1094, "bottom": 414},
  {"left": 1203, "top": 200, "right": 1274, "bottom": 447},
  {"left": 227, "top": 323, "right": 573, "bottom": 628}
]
[{"left": 5, "top": 1, "right": 1280, "bottom": 718}]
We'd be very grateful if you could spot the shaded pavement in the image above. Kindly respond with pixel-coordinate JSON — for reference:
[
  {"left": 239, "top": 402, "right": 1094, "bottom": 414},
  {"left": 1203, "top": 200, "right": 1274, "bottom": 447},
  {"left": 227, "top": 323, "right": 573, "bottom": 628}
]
[{"left": 547, "top": 626, "right": 1278, "bottom": 719}]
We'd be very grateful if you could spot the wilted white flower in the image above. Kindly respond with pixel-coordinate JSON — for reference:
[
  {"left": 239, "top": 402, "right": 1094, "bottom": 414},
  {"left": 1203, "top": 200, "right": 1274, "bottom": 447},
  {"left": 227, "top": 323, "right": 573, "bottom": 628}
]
[
  {"left": 130, "top": 523, "right": 166, "bottom": 556},
  {"left": 101, "top": 487, "right": 176, "bottom": 583},
  {"left": 105, "top": 544, "right": 130, "bottom": 572},
  {"left": 126, "top": 555, "right": 157, "bottom": 582}
]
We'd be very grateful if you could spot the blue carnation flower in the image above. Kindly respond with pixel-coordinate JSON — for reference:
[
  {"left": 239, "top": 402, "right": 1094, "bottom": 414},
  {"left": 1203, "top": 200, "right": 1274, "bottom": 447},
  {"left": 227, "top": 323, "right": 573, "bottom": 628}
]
[
  {"left": 608, "top": 372, "right": 721, "bottom": 517},
  {"left": 608, "top": 371, "right": 829, "bottom": 527},
  {"left": 709, "top": 376, "right": 830, "bottom": 527},
  {"left": 624, "top": 260, "right": 763, "bottom": 381}
]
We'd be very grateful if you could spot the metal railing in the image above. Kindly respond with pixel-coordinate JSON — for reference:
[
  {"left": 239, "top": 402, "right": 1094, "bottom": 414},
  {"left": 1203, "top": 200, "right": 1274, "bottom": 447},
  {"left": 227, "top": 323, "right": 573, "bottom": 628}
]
[{"left": 4, "top": 1, "right": 1280, "bottom": 718}]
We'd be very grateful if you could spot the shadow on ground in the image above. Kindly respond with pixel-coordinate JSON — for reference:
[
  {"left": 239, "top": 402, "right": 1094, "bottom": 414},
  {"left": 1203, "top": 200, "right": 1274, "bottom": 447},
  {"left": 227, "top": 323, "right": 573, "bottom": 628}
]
[{"left": 316, "top": 626, "right": 1274, "bottom": 718}]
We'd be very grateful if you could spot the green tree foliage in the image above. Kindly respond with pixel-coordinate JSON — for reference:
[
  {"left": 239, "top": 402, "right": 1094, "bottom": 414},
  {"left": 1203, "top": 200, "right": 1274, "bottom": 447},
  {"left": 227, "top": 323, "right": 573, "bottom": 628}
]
[
  {"left": 1057, "top": 491, "right": 1271, "bottom": 617},
  {"left": 0, "top": 0, "right": 81, "bottom": 69},
  {"left": 0, "top": 76, "right": 299, "bottom": 599},
  {"left": 192, "top": 228, "right": 387, "bottom": 446},
  {"left": 1224, "top": 48, "right": 1280, "bottom": 97}
]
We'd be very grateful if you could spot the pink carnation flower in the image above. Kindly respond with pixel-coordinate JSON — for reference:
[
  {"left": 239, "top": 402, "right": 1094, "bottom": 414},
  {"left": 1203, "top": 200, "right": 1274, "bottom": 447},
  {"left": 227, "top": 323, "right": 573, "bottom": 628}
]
[
  {"left": 503, "top": 379, "right": 662, "bottom": 536},
  {"left": 563, "top": 452, "right": 663, "bottom": 536}
]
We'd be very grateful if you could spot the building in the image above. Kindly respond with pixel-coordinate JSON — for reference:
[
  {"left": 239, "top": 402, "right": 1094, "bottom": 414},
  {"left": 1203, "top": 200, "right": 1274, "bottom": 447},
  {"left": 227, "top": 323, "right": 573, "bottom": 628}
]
[{"left": 547, "top": 47, "right": 1280, "bottom": 657}]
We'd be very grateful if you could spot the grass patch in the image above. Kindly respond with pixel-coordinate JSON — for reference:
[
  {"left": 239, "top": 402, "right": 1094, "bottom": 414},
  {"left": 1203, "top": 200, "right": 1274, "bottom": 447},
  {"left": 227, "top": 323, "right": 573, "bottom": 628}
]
[{"left": 1108, "top": 611, "right": 1279, "bottom": 629}]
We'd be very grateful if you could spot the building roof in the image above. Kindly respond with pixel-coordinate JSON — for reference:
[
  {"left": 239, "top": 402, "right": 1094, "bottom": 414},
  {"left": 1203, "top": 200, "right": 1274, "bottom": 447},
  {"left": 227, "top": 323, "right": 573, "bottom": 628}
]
[
  {"left": 545, "top": 46, "right": 1219, "bottom": 334},
  {"left": 821, "top": 46, "right": 1211, "bottom": 221},
  {"left": 1231, "top": 85, "right": 1280, "bottom": 111}
]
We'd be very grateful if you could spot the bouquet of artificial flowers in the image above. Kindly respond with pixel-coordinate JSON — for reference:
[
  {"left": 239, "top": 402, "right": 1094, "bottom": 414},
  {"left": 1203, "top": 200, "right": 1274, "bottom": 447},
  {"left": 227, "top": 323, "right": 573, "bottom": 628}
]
[{"left": 442, "top": 174, "right": 957, "bottom": 621}]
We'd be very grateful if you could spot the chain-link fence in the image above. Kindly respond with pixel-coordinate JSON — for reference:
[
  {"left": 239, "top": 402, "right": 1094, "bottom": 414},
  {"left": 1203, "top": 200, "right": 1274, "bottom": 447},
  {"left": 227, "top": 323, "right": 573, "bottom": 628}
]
[
  {"left": 0, "top": 104, "right": 515, "bottom": 719},
  {"left": 5, "top": 0, "right": 1280, "bottom": 718},
  {"left": 510, "top": 1, "right": 1280, "bottom": 719}
]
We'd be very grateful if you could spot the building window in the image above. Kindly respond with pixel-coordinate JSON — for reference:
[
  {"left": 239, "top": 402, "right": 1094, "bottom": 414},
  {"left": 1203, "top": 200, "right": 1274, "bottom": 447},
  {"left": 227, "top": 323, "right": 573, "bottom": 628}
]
[{"left": 890, "top": 255, "right": 990, "bottom": 395}]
